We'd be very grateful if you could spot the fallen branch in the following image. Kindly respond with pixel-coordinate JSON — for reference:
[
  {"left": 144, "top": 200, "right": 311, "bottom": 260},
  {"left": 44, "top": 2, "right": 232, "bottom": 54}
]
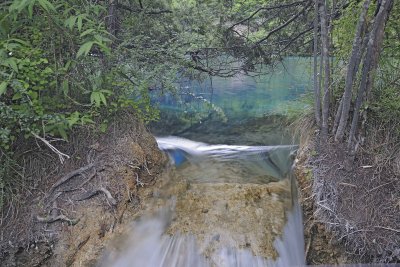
[
  {"left": 36, "top": 214, "right": 80, "bottom": 225},
  {"left": 32, "top": 133, "right": 70, "bottom": 164}
]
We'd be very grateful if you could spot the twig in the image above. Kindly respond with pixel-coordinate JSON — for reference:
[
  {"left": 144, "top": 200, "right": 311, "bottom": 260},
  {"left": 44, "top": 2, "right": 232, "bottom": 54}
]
[
  {"left": 367, "top": 181, "right": 393, "bottom": 193},
  {"left": 338, "top": 182, "right": 357, "bottom": 188},
  {"left": 36, "top": 214, "right": 79, "bottom": 225},
  {"left": 338, "top": 229, "right": 373, "bottom": 241},
  {"left": 32, "top": 133, "right": 70, "bottom": 164},
  {"left": 135, "top": 173, "right": 145, "bottom": 187},
  {"left": 143, "top": 161, "right": 151, "bottom": 175},
  {"left": 374, "top": 225, "right": 400, "bottom": 233}
]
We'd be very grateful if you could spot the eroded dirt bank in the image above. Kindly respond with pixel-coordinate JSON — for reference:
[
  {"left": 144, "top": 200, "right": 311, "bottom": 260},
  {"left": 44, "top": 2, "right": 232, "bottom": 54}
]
[
  {"left": 0, "top": 112, "right": 166, "bottom": 266},
  {"left": 295, "top": 133, "right": 400, "bottom": 265}
]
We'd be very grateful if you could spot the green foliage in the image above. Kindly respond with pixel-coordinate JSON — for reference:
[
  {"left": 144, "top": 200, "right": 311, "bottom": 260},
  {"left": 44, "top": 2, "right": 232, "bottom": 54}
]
[
  {"left": 0, "top": 0, "right": 161, "bottom": 153},
  {"left": 370, "top": 59, "right": 400, "bottom": 130},
  {"left": 0, "top": 154, "right": 20, "bottom": 210},
  {"left": 371, "top": 86, "right": 400, "bottom": 122},
  {"left": 332, "top": 1, "right": 373, "bottom": 60}
]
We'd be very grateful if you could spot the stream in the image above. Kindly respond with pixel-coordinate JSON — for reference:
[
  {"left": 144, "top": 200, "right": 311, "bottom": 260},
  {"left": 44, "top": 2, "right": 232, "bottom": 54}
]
[{"left": 102, "top": 57, "right": 312, "bottom": 266}]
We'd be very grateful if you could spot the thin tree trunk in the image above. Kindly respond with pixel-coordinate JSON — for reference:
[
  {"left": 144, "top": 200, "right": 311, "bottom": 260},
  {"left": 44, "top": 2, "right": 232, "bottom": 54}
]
[
  {"left": 319, "top": 0, "right": 330, "bottom": 142},
  {"left": 334, "top": 0, "right": 371, "bottom": 142},
  {"left": 313, "top": 0, "right": 321, "bottom": 128},
  {"left": 348, "top": 0, "right": 393, "bottom": 150},
  {"left": 332, "top": 97, "right": 342, "bottom": 134}
]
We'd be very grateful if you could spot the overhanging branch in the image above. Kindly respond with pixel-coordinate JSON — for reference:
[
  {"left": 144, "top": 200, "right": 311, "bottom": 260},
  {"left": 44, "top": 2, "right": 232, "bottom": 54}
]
[
  {"left": 252, "top": 2, "right": 312, "bottom": 48},
  {"left": 227, "top": 0, "right": 309, "bottom": 31}
]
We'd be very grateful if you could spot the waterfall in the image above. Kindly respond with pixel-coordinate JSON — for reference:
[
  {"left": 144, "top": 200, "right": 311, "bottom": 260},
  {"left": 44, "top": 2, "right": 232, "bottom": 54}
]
[{"left": 100, "top": 137, "right": 305, "bottom": 267}]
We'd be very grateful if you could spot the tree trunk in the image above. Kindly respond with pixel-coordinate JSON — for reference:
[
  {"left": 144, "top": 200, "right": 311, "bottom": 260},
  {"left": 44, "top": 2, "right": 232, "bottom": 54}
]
[
  {"left": 334, "top": 0, "right": 371, "bottom": 142},
  {"left": 106, "top": 0, "right": 118, "bottom": 38},
  {"left": 319, "top": 0, "right": 330, "bottom": 142},
  {"left": 348, "top": 0, "right": 394, "bottom": 150},
  {"left": 313, "top": 0, "right": 321, "bottom": 128}
]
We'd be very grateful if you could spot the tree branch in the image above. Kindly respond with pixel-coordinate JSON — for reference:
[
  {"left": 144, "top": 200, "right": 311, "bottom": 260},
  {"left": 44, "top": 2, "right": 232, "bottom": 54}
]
[
  {"left": 252, "top": 2, "right": 312, "bottom": 48},
  {"left": 227, "top": 0, "right": 309, "bottom": 31},
  {"left": 279, "top": 25, "right": 313, "bottom": 53}
]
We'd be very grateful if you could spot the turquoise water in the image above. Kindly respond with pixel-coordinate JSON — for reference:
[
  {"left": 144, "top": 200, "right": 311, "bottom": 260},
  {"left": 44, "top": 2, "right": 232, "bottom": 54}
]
[
  {"left": 155, "top": 57, "right": 311, "bottom": 117},
  {"left": 151, "top": 57, "right": 312, "bottom": 145}
]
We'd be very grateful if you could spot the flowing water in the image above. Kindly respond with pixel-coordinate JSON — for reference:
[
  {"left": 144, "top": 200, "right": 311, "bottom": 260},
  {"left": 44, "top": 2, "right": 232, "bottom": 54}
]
[{"left": 101, "top": 58, "right": 311, "bottom": 266}]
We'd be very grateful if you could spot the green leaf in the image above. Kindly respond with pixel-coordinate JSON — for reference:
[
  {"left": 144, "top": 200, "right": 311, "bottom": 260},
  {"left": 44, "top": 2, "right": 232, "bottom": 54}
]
[
  {"left": 58, "top": 126, "right": 68, "bottom": 140},
  {"left": 38, "top": 0, "right": 56, "bottom": 12},
  {"left": 12, "top": 92, "right": 22, "bottom": 100},
  {"left": 3, "top": 58, "right": 18, "bottom": 72},
  {"left": 8, "top": 38, "right": 30, "bottom": 46},
  {"left": 62, "top": 79, "right": 69, "bottom": 95},
  {"left": 27, "top": 90, "right": 38, "bottom": 100},
  {"left": 94, "top": 34, "right": 103, "bottom": 42},
  {"left": 77, "top": 16, "right": 83, "bottom": 31},
  {"left": 67, "top": 112, "right": 80, "bottom": 127},
  {"left": 100, "top": 122, "right": 108, "bottom": 133},
  {"left": 9, "top": 0, "right": 31, "bottom": 13},
  {"left": 76, "top": 41, "right": 94, "bottom": 58},
  {"left": 99, "top": 91, "right": 107, "bottom": 106},
  {"left": 90, "top": 91, "right": 100, "bottom": 107},
  {"left": 93, "top": 41, "right": 110, "bottom": 55},
  {"left": 65, "top": 16, "right": 77, "bottom": 30},
  {"left": 63, "top": 60, "right": 72, "bottom": 71},
  {"left": 27, "top": 0, "right": 34, "bottom": 17},
  {"left": 99, "top": 89, "right": 112, "bottom": 95},
  {"left": 81, "top": 116, "right": 94, "bottom": 124},
  {"left": 80, "top": 28, "right": 95, "bottom": 37},
  {"left": 0, "top": 81, "right": 7, "bottom": 96}
]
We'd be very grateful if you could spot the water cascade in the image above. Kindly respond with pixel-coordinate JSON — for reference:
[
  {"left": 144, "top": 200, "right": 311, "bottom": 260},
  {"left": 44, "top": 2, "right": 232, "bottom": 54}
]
[{"left": 100, "top": 137, "right": 305, "bottom": 267}]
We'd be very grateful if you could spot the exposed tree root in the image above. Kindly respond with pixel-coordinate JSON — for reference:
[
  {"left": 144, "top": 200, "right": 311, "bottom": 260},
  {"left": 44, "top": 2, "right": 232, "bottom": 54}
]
[
  {"left": 75, "top": 187, "right": 117, "bottom": 206},
  {"left": 49, "top": 163, "right": 96, "bottom": 193},
  {"left": 60, "top": 169, "right": 98, "bottom": 193}
]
